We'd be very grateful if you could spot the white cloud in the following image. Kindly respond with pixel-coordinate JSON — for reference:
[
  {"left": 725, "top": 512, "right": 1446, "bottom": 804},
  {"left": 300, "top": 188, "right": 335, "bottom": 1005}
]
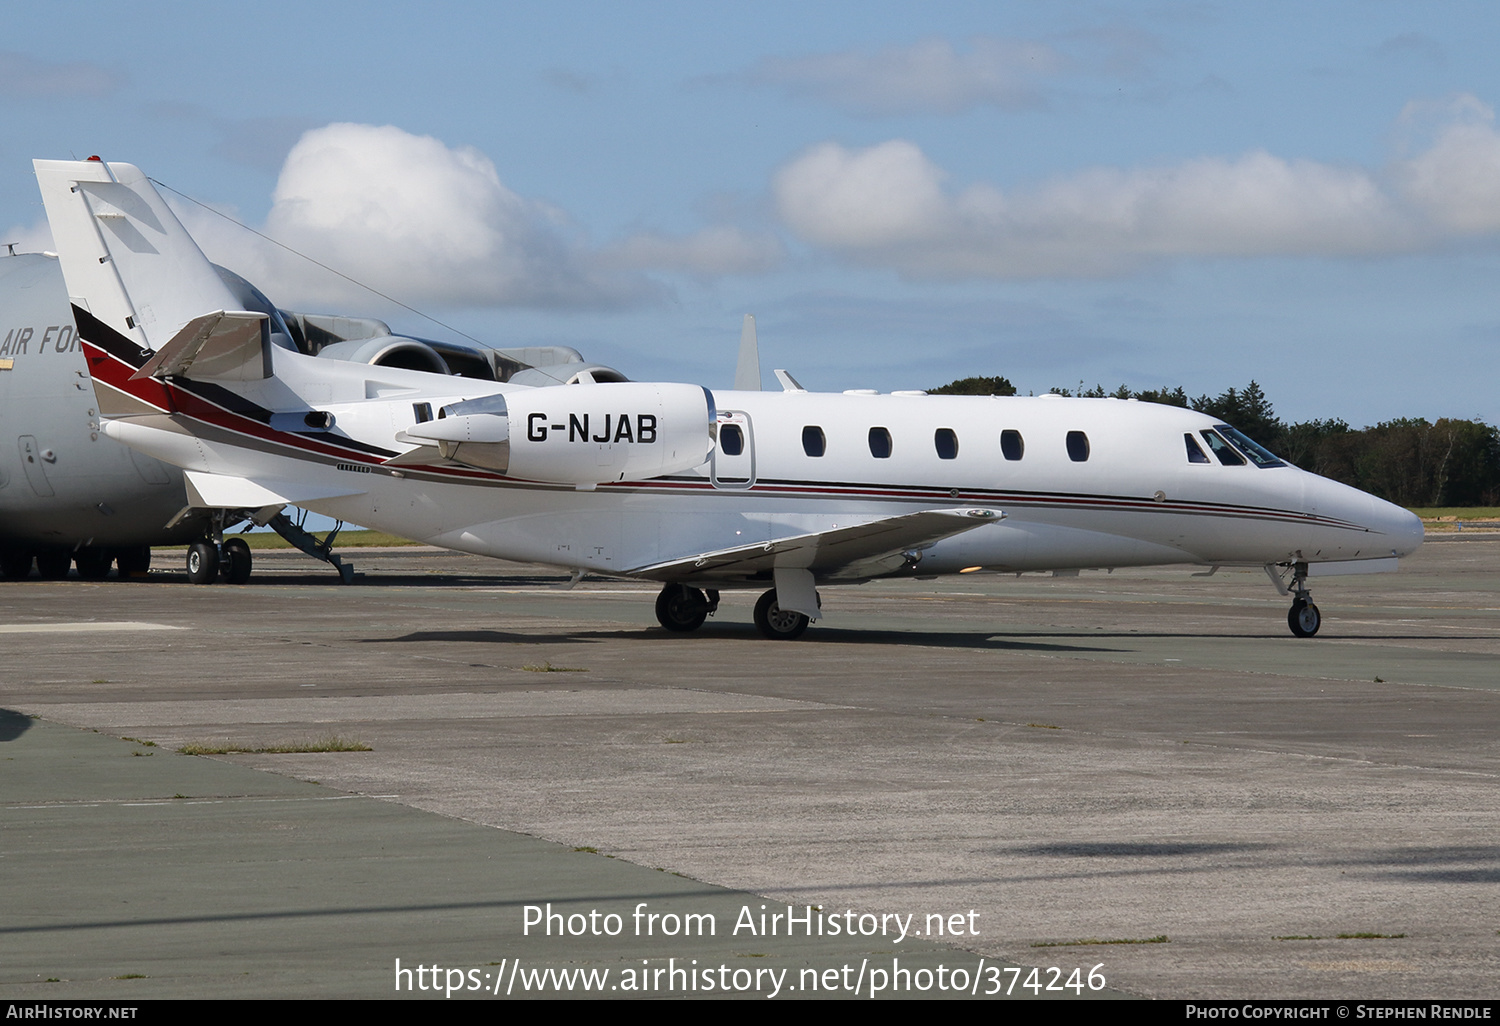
[
  {"left": 752, "top": 37, "right": 1065, "bottom": 116},
  {"left": 188, "top": 123, "right": 653, "bottom": 310},
  {"left": 773, "top": 97, "right": 1500, "bottom": 279},
  {"left": 2, "top": 218, "right": 54, "bottom": 255}
]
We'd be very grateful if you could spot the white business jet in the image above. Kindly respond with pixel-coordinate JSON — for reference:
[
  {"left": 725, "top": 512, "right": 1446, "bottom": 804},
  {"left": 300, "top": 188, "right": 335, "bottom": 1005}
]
[{"left": 36, "top": 157, "right": 1422, "bottom": 639}]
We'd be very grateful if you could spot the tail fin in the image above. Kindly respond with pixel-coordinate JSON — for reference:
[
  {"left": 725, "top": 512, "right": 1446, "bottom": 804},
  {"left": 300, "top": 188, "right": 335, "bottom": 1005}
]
[{"left": 33, "top": 158, "right": 267, "bottom": 383}]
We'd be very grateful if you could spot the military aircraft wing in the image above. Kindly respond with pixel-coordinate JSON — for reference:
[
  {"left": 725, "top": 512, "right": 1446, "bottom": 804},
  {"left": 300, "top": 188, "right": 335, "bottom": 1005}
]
[{"left": 626, "top": 507, "right": 1003, "bottom": 582}]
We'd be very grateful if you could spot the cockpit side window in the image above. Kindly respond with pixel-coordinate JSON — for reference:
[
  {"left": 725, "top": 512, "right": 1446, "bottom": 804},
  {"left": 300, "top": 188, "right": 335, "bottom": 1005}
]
[
  {"left": 1215, "top": 424, "right": 1286, "bottom": 468},
  {"left": 1185, "top": 433, "right": 1210, "bottom": 463},
  {"left": 1200, "top": 429, "right": 1246, "bottom": 466}
]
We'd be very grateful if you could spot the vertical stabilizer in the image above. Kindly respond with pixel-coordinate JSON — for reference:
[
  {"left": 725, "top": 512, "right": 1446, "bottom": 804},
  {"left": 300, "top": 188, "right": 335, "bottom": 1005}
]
[
  {"left": 34, "top": 159, "right": 245, "bottom": 355},
  {"left": 733, "top": 313, "right": 761, "bottom": 391}
]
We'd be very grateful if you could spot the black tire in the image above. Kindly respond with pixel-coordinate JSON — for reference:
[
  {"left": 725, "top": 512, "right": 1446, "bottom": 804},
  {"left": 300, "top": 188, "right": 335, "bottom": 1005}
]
[
  {"left": 34, "top": 549, "right": 72, "bottom": 580},
  {"left": 0, "top": 547, "right": 33, "bottom": 579},
  {"left": 187, "top": 542, "right": 219, "bottom": 585},
  {"left": 1288, "top": 599, "right": 1321, "bottom": 638},
  {"left": 655, "top": 584, "right": 708, "bottom": 632},
  {"left": 221, "top": 538, "right": 252, "bottom": 585},
  {"left": 75, "top": 547, "right": 113, "bottom": 580},
  {"left": 116, "top": 546, "right": 151, "bottom": 579},
  {"left": 753, "top": 589, "right": 810, "bottom": 640}
]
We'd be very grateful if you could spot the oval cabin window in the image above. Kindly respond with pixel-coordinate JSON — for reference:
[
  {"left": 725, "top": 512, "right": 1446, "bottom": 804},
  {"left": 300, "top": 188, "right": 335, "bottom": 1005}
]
[
  {"left": 719, "top": 424, "right": 744, "bottom": 456},
  {"left": 868, "top": 427, "right": 892, "bottom": 459},
  {"left": 934, "top": 428, "right": 959, "bottom": 460},
  {"left": 1001, "top": 430, "right": 1024, "bottom": 461},
  {"left": 802, "top": 426, "right": 826, "bottom": 457},
  {"left": 1066, "top": 431, "right": 1090, "bottom": 462}
]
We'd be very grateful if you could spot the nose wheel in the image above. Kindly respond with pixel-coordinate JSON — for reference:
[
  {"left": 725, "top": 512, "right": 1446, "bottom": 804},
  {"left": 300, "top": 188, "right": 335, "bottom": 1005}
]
[{"left": 1288, "top": 598, "right": 1321, "bottom": 638}]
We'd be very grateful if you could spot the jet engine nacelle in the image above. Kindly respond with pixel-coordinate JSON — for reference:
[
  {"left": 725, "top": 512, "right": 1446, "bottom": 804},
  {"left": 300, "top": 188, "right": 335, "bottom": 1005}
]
[{"left": 404, "top": 382, "right": 716, "bottom": 484}]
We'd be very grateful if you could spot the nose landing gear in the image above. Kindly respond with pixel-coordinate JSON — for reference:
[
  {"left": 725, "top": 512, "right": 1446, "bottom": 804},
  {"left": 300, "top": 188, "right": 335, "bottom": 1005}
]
[{"left": 1267, "top": 561, "right": 1321, "bottom": 638}]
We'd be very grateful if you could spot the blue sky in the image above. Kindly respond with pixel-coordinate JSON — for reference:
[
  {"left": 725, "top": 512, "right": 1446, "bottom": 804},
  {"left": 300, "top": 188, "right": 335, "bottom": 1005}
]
[{"left": 5, "top": 1, "right": 1500, "bottom": 427}]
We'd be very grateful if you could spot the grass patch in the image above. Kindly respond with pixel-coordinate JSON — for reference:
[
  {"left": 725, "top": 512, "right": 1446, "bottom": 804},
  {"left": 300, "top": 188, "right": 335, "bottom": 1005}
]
[
  {"left": 522, "top": 661, "right": 587, "bottom": 673},
  {"left": 1031, "top": 935, "right": 1169, "bottom": 948},
  {"left": 165, "top": 529, "right": 419, "bottom": 551},
  {"left": 1409, "top": 507, "right": 1500, "bottom": 520},
  {"left": 120, "top": 737, "right": 156, "bottom": 747},
  {"left": 179, "top": 734, "right": 371, "bottom": 755}
]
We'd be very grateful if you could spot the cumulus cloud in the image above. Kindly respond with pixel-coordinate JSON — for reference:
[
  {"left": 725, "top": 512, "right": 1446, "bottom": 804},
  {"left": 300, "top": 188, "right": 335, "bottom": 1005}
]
[
  {"left": 772, "top": 95, "right": 1500, "bottom": 278},
  {"left": 1, "top": 218, "right": 54, "bottom": 255},
  {"left": 187, "top": 123, "right": 654, "bottom": 309},
  {"left": 752, "top": 37, "right": 1066, "bottom": 116},
  {"left": 0, "top": 51, "right": 122, "bottom": 98}
]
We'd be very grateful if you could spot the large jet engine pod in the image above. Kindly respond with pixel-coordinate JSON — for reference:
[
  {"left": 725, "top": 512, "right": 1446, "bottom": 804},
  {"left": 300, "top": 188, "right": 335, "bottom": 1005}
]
[{"left": 430, "top": 382, "right": 716, "bottom": 484}]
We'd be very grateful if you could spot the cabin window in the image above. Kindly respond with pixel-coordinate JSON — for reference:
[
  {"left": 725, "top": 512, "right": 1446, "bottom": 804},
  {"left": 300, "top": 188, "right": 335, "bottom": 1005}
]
[
  {"left": 802, "top": 426, "right": 826, "bottom": 457},
  {"left": 1185, "top": 433, "right": 1210, "bottom": 464},
  {"left": 1066, "top": 431, "right": 1090, "bottom": 462},
  {"left": 1200, "top": 430, "right": 1245, "bottom": 466},
  {"left": 1215, "top": 424, "right": 1285, "bottom": 468},
  {"left": 934, "top": 428, "right": 959, "bottom": 460},
  {"left": 1001, "top": 430, "right": 1024, "bottom": 461},
  {"left": 720, "top": 424, "right": 744, "bottom": 456},
  {"left": 413, "top": 402, "right": 433, "bottom": 423},
  {"left": 868, "top": 427, "right": 892, "bottom": 459}
]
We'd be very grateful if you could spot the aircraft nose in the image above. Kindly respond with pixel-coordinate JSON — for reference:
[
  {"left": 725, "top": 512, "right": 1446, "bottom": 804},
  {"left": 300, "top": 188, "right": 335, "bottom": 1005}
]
[{"left": 1378, "top": 498, "right": 1424, "bottom": 557}]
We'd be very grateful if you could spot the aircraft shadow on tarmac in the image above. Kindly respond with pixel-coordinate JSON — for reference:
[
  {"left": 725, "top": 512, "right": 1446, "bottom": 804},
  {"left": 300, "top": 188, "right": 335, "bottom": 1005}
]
[
  {"left": 0, "top": 709, "right": 34, "bottom": 742},
  {"left": 373, "top": 626, "right": 1131, "bottom": 654}
]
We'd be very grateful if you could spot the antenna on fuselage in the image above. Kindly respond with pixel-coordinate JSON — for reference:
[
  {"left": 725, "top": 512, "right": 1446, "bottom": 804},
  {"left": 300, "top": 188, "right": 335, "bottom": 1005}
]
[{"left": 734, "top": 314, "right": 761, "bottom": 391}]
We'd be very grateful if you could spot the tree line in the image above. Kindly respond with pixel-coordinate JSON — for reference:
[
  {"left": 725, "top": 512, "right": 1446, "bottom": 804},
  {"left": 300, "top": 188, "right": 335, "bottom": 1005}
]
[{"left": 929, "top": 376, "right": 1500, "bottom": 508}]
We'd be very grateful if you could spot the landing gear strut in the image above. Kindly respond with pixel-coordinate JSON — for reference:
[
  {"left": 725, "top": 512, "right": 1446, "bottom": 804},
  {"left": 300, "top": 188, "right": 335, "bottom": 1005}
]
[
  {"left": 655, "top": 584, "right": 718, "bottom": 632},
  {"left": 1267, "top": 561, "right": 1321, "bottom": 638}
]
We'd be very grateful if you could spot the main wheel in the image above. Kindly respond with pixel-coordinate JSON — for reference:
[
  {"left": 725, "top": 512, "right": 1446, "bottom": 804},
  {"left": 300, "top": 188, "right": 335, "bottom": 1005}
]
[
  {"left": 0, "top": 547, "right": 33, "bottom": 579},
  {"left": 116, "top": 546, "right": 151, "bottom": 579},
  {"left": 221, "top": 538, "right": 252, "bottom": 585},
  {"left": 655, "top": 584, "right": 709, "bottom": 632},
  {"left": 1288, "top": 599, "right": 1321, "bottom": 638},
  {"left": 186, "top": 542, "right": 219, "bottom": 585},
  {"left": 34, "top": 549, "right": 72, "bottom": 580},
  {"left": 753, "top": 589, "right": 810, "bottom": 640},
  {"left": 74, "top": 547, "right": 113, "bottom": 580}
]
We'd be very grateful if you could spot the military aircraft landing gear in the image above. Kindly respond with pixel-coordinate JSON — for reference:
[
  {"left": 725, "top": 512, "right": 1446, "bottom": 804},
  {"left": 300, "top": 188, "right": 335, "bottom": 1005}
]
[
  {"left": 116, "top": 546, "right": 151, "bottom": 579},
  {"left": 754, "top": 588, "right": 810, "bottom": 640},
  {"left": 220, "top": 537, "right": 253, "bottom": 585},
  {"left": 74, "top": 547, "right": 113, "bottom": 580},
  {"left": 34, "top": 548, "right": 72, "bottom": 580},
  {"left": 655, "top": 583, "right": 717, "bottom": 632},
  {"left": 1267, "top": 561, "right": 1321, "bottom": 638},
  {"left": 186, "top": 541, "right": 218, "bottom": 584}
]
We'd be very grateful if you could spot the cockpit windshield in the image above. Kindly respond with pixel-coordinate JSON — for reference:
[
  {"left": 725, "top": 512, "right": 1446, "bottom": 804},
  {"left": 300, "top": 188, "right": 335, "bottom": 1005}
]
[{"left": 1214, "top": 424, "right": 1285, "bottom": 468}]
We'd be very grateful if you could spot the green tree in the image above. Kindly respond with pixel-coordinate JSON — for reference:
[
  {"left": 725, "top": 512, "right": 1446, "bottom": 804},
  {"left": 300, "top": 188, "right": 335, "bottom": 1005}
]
[{"left": 930, "top": 375, "right": 1017, "bottom": 396}]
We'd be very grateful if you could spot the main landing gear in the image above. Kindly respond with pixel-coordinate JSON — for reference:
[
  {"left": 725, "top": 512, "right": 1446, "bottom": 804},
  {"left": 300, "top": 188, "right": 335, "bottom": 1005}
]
[
  {"left": 654, "top": 584, "right": 719, "bottom": 632},
  {"left": 653, "top": 583, "right": 818, "bottom": 640},
  {"left": 1267, "top": 561, "right": 1321, "bottom": 638},
  {"left": 186, "top": 537, "right": 254, "bottom": 585}
]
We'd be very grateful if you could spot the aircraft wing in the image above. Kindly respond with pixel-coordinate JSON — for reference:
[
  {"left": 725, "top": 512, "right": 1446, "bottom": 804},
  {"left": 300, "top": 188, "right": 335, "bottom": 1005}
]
[{"left": 626, "top": 507, "right": 1003, "bottom": 582}]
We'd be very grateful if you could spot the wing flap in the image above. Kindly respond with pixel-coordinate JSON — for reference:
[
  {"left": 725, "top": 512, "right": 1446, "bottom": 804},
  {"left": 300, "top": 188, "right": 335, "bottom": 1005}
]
[
  {"left": 183, "top": 470, "right": 367, "bottom": 509},
  {"left": 627, "top": 507, "right": 1003, "bottom": 581}
]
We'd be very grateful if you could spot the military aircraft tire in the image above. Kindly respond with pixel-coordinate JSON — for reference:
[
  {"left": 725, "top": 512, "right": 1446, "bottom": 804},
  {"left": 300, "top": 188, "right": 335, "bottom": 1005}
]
[
  {"left": 75, "top": 547, "right": 113, "bottom": 580},
  {"left": 1288, "top": 599, "right": 1321, "bottom": 638},
  {"left": 116, "top": 546, "right": 151, "bottom": 579},
  {"left": 187, "top": 542, "right": 219, "bottom": 585},
  {"left": 35, "top": 549, "right": 72, "bottom": 580},
  {"left": 0, "top": 548, "right": 33, "bottom": 579},
  {"left": 754, "top": 589, "right": 810, "bottom": 640},
  {"left": 221, "top": 538, "right": 253, "bottom": 585},
  {"left": 655, "top": 584, "right": 709, "bottom": 632}
]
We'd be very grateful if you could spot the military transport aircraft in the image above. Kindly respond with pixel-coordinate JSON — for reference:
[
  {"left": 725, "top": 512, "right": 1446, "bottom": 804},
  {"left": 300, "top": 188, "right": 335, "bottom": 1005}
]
[
  {"left": 1, "top": 226, "right": 620, "bottom": 583},
  {"left": 35, "top": 157, "right": 1423, "bottom": 638}
]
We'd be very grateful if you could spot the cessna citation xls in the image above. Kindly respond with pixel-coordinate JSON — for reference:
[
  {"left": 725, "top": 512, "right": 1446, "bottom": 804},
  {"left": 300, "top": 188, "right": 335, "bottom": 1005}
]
[{"left": 35, "top": 157, "right": 1422, "bottom": 639}]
